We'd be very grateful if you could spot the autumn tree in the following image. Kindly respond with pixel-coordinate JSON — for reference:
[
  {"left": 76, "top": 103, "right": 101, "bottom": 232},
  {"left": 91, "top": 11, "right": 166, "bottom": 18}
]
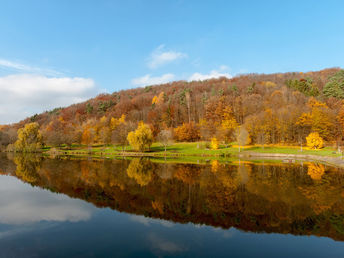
[
  {"left": 42, "top": 119, "right": 65, "bottom": 147},
  {"left": 174, "top": 122, "right": 200, "bottom": 142},
  {"left": 297, "top": 98, "right": 334, "bottom": 140},
  {"left": 63, "top": 124, "right": 82, "bottom": 148},
  {"left": 15, "top": 123, "right": 43, "bottom": 152},
  {"left": 210, "top": 137, "right": 219, "bottom": 150},
  {"left": 81, "top": 125, "right": 95, "bottom": 149},
  {"left": 306, "top": 132, "right": 324, "bottom": 149},
  {"left": 204, "top": 96, "right": 238, "bottom": 142},
  {"left": 127, "top": 122, "right": 153, "bottom": 152},
  {"left": 98, "top": 116, "right": 112, "bottom": 145}
]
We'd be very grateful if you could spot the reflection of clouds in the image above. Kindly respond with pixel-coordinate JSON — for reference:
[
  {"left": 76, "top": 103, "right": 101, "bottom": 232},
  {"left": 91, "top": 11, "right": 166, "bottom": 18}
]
[
  {"left": 212, "top": 227, "right": 236, "bottom": 238},
  {"left": 148, "top": 233, "right": 185, "bottom": 253},
  {"left": 130, "top": 215, "right": 174, "bottom": 228},
  {"left": 0, "top": 175, "right": 95, "bottom": 225}
]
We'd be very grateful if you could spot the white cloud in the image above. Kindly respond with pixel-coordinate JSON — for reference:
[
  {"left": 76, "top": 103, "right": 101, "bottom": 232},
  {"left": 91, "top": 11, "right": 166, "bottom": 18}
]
[
  {"left": 148, "top": 45, "right": 187, "bottom": 69},
  {"left": 0, "top": 74, "right": 97, "bottom": 124},
  {"left": 0, "top": 58, "right": 61, "bottom": 76},
  {"left": 188, "top": 66, "right": 232, "bottom": 81},
  {"left": 131, "top": 73, "right": 175, "bottom": 87}
]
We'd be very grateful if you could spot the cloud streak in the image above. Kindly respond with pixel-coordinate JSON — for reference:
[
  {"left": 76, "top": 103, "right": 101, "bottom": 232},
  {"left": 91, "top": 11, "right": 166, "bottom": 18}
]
[
  {"left": 147, "top": 45, "right": 187, "bottom": 69},
  {"left": 131, "top": 73, "right": 175, "bottom": 87},
  {"left": 0, "top": 58, "right": 62, "bottom": 76}
]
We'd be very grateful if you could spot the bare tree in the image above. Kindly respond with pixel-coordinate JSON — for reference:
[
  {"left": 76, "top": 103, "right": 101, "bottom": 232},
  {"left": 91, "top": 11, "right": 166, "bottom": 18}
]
[
  {"left": 111, "top": 122, "right": 135, "bottom": 152},
  {"left": 157, "top": 129, "right": 173, "bottom": 152},
  {"left": 236, "top": 126, "right": 250, "bottom": 152}
]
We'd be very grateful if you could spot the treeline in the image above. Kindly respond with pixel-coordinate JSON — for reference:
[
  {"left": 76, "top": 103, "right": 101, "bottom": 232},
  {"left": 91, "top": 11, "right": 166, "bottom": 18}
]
[{"left": 1, "top": 67, "right": 344, "bottom": 150}]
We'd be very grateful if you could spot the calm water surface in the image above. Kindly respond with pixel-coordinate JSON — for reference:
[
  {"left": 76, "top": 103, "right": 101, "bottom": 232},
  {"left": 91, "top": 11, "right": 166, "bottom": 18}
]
[{"left": 1, "top": 154, "right": 344, "bottom": 257}]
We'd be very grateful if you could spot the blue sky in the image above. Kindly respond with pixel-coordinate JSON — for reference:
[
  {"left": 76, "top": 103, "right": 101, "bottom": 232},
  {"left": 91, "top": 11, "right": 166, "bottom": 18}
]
[{"left": 0, "top": 0, "right": 343, "bottom": 123}]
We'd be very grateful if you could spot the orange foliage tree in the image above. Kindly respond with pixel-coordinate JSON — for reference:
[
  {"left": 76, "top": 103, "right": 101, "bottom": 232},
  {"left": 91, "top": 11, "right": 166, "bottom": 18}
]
[{"left": 174, "top": 122, "right": 200, "bottom": 142}]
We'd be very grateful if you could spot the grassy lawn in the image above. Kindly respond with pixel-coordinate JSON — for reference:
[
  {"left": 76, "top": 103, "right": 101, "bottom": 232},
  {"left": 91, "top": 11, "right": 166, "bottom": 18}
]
[
  {"left": 48, "top": 142, "right": 343, "bottom": 158},
  {"left": 242, "top": 145, "right": 341, "bottom": 157}
]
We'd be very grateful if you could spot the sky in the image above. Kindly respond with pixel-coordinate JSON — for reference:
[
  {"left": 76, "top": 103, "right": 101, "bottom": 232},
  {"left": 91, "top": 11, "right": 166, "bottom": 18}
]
[{"left": 1, "top": 0, "right": 344, "bottom": 124}]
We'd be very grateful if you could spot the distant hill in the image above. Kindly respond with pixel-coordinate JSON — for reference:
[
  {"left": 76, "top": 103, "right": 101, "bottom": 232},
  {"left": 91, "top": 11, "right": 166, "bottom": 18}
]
[{"left": 1, "top": 67, "right": 343, "bottom": 147}]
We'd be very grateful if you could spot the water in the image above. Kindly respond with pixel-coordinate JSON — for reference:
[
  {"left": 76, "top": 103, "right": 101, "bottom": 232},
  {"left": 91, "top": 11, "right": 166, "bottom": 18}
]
[{"left": 1, "top": 154, "right": 344, "bottom": 257}]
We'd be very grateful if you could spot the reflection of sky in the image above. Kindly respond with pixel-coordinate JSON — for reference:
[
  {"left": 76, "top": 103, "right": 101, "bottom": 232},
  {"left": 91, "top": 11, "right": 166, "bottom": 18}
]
[
  {"left": 130, "top": 214, "right": 175, "bottom": 228},
  {"left": 0, "top": 175, "right": 95, "bottom": 225}
]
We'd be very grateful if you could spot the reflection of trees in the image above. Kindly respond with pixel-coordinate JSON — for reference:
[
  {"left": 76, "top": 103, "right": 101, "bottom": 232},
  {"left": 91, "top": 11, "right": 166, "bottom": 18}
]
[
  {"left": 3, "top": 154, "right": 344, "bottom": 241},
  {"left": 200, "top": 164, "right": 241, "bottom": 213},
  {"left": 13, "top": 154, "right": 42, "bottom": 183},
  {"left": 174, "top": 164, "right": 201, "bottom": 214},
  {"left": 299, "top": 164, "right": 341, "bottom": 215},
  {"left": 126, "top": 158, "right": 154, "bottom": 186},
  {"left": 174, "top": 165, "right": 201, "bottom": 185},
  {"left": 307, "top": 163, "right": 325, "bottom": 180},
  {"left": 152, "top": 200, "right": 164, "bottom": 214},
  {"left": 211, "top": 160, "right": 219, "bottom": 173}
]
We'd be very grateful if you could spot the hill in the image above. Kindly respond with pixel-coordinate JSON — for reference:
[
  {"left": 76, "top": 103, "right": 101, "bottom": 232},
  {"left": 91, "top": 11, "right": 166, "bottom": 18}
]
[{"left": 1, "top": 67, "right": 344, "bottom": 149}]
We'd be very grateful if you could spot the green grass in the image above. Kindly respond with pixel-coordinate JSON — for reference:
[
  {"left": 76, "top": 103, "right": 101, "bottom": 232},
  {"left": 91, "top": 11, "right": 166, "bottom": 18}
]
[
  {"left": 46, "top": 142, "right": 343, "bottom": 159},
  {"left": 243, "top": 145, "right": 341, "bottom": 157}
]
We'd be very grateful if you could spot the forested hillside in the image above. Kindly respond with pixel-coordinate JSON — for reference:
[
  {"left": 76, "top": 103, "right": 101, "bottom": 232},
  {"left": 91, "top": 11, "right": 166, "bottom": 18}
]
[{"left": 1, "top": 67, "right": 344, "bottom": 149}]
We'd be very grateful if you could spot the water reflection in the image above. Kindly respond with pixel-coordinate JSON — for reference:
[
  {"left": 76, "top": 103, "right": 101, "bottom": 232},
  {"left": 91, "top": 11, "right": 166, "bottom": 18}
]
[
  {"left": 1, "top": 154, "right": 344, "bottom": 242},
  {"left": 0, "top": 175, "right": 95, "bottom": 225}
]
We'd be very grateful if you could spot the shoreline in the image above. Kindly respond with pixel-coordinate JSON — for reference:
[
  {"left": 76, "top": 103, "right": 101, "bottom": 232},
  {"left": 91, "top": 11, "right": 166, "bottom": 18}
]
[{"left": 4, "top": 145, "right": 344, "bottom": 168}]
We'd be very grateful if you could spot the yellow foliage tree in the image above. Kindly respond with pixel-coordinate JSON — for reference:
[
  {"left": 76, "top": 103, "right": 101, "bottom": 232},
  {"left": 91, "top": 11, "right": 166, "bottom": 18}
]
[
  {"left": 15, "top": 122, "right": 43, "bottom": 152},
  {"left": 297, "top": 98, "right": 334, "bottom": 140},
  {"left": 210, "top": 137, "right": 219, "bottom": 150},
  {"left": 152, "top": 95, "right": 158, "bottom": 105},
  {"left": 81, "top": 125, "right": 95, "bottom": 148},
  {"left": 127, "top": 122, "right": 153, "bottom": 152},
  {"left": 306, "top": 132, "right": 324, "bottom": 149},
  {"left": 152, "top": 92, "right": 165, "bottom": 106},
  {"left": 110, "top": 114, "right": 126, "bottom": 130}
]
